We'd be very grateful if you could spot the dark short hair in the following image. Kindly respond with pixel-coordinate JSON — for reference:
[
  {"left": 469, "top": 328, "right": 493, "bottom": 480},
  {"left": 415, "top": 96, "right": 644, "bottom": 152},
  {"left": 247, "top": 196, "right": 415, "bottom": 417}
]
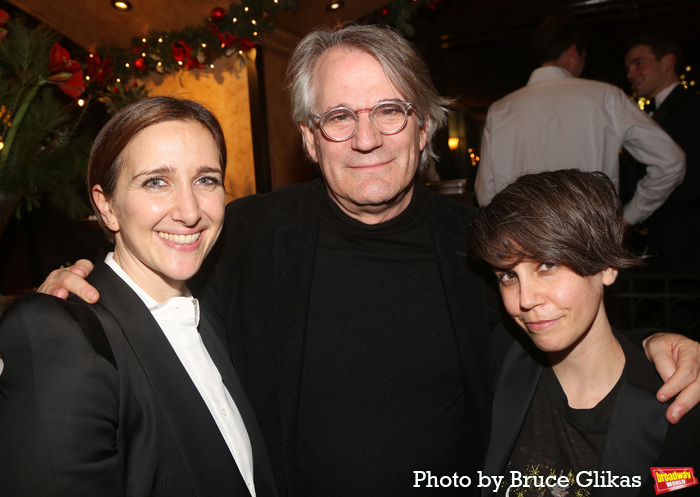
[
  {"left": 467, "top": 170, "right": 644, "bottom": 275},
  {"left": 531, "top": 15, "right": 587, "bottom": 65},
  {"left": 87, "top": 96, "right": 227, "bottom": 241},
  {"left": 626, "top": 33, "right": 685, "bottom": 74}
]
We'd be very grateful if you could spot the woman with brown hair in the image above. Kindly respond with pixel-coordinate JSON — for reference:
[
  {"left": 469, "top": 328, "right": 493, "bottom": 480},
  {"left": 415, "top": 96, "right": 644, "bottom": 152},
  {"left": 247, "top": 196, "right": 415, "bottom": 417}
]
[{"left": 0, "top": 96, "right": 276, "bottom": 497}]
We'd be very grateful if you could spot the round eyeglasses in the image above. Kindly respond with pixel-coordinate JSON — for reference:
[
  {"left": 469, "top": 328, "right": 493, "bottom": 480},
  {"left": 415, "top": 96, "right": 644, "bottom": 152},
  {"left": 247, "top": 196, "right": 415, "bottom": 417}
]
[{"left": 311, "top": 101, "right": 419, "bottom": 142}]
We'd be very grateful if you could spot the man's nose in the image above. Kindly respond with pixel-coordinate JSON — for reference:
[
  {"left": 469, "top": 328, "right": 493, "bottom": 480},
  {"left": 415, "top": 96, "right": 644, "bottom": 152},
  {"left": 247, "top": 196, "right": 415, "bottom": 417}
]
[{"left": 351, "top": 113, "right": 383, "bottom": 151}]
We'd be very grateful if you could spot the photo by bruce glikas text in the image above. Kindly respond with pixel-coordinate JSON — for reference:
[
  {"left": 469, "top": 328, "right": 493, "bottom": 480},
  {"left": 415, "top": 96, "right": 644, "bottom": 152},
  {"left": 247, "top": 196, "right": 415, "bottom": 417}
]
[{"left": 413, "top": 470, "right": 642, "bottom": 493}]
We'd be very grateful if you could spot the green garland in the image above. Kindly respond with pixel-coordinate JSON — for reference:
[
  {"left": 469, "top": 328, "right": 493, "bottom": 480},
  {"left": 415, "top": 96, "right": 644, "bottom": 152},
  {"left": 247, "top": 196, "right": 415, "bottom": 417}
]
[{"left": 102, "top": 1, "right": 297, "bottom": 83}]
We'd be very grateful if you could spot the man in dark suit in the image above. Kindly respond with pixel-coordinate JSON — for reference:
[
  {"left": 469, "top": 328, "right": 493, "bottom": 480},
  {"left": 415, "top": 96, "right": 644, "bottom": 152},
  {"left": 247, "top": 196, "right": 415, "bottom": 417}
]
[{"left": 625, "top": 34, "right": 700, "bottom": 271}]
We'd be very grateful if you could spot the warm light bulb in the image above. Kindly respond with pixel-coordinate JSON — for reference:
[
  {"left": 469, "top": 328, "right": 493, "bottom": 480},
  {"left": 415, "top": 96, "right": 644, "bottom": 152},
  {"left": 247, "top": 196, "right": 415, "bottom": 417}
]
[
  {"left": 78, "top": 99, "right": 85, "bottom": 107},
  {"left": 326, "top": 1, "right": 344, "bottom": 11},
  {"left": 112, "top": 1, "right": 132, "bottom": 11},
  {"left": 448, "top": 138, "right": 459, "bottom": 151}
]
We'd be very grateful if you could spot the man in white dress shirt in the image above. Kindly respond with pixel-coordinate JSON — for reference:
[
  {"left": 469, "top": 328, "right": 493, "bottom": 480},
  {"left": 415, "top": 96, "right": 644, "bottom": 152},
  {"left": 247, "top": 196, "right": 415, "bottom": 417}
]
[{"left": 474, "top": 15, "right": 685, "bottom": 228}]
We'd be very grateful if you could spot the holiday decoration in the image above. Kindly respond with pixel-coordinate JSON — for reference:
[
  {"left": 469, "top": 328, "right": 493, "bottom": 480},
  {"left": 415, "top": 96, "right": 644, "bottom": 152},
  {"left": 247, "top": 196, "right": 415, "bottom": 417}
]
[
  {"left": 211, "top": 6, "right": 226, "bottom": 22},
  {"left": 0, "top": 10, "right": 92, "bottom": 218},
  {"left": 101, "top": 0, "right": 297, "bottom": 82}
]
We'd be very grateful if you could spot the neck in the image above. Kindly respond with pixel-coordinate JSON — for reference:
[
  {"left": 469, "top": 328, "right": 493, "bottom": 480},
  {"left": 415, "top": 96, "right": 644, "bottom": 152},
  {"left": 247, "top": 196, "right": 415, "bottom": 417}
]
[
  {"left": 328, "top": 184, "right": 415, "bottom": 225},
  {"left": 549, "top": 310, "right": 625, "bottom": 409},
  {"left": 113, "top": 246, "right": 187, "bottom": 303}
]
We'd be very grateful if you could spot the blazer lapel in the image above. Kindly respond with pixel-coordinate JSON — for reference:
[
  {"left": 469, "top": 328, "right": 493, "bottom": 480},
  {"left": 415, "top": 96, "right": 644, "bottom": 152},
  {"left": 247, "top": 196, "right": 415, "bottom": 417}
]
[
  {"left": 199, "top": 314, "right": 278, "bottom": 496},
  {"left": 653, "top": 85, "right": 684, "bottom": 125},
  {"left": 595, "top": 333, "right": 668, "bottom": 497},
  {"left": 422, "top": 185, "right": 493, "bottom": 437},
  {"left": 272, "top": 181, "right": 325, "bottom": 493},
  {"left": 481, "top": 341, "right": 542, "bottom": 496},
  {"left": 89, "top": 262, "right": 250, "bottom": 496}
]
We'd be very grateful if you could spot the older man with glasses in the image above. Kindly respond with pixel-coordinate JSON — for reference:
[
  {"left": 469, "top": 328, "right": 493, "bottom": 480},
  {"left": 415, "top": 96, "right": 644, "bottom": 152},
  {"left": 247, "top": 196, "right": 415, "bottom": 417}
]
[{"left": 39, "top": 23, "right": 700, "bottom": 497}]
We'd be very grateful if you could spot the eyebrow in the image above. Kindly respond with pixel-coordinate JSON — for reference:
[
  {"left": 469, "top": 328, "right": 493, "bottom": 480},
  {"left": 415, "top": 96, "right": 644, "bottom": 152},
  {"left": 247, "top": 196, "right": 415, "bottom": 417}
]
[
  {"left": 131, "top": 165, "right": 223, "bottom": 180},
  {"left": 324, "top": 98, "right": 405, "bottom": 111}
]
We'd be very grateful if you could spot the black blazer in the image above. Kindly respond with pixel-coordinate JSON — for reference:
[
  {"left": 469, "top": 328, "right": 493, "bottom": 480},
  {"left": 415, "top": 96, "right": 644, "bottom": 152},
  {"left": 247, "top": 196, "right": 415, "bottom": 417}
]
[
  {"left": 0, "top": 261, "right": 278, "bottom": 497},
  {"left": 482, "top": 331, "right": 700, "bottom": 497},
  {"left": 194, "top": 179, "right": 497, "bottom": 496},
  {"left": 633, "top": 86, "right": 700, "bottom": 270}
]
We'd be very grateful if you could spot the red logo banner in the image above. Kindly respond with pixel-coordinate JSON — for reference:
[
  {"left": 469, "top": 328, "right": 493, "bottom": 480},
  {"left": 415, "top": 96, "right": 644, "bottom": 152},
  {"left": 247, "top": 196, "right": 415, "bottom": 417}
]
[{"left": 651, "top": 467, "right": 699, "bottom": 494}]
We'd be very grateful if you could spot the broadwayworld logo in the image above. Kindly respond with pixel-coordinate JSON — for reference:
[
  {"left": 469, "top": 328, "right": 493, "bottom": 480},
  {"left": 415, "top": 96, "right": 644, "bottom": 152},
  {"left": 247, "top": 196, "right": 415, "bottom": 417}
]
[{"left": 651, "top": 467, "right": 698, "bottom": 495}]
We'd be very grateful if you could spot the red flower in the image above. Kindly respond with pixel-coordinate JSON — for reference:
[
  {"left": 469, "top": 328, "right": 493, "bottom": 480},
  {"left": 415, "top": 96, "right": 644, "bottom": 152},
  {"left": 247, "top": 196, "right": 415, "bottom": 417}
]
[
  {"left": 238, "top": 37, "right": 256, "bottom": 51},
  {"left": 172, "top": 40, "right": 192, "bottom": 62},
  {"left": 171, "top": 41, "right": 203, "bottom": 69},
  {"left": 47, "top": 42, "right": 85, "bottom": 99},
  {"left": 217, "top": 31, "right": 237, "bottom": 49},
  {"left": 0, "top": 9, "right": 10, "bottom": 40},
  {"left": 84, "top": 54, "right": 113, "bottom": 85}
]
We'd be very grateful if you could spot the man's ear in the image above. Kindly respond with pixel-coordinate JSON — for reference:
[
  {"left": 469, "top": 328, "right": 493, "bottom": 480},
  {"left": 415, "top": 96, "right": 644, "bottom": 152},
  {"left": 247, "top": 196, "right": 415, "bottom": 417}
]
[
  {"left": 602, "top": 267, "right": 619, "bottom": 286},
  {"left": 300, "top": 122, "right": 319, "bottom": 163},
  {"left": 419, "top": 114, "right": 430, "bottom": 151},
  {"left": 661, "top": 53, "right": 677, "bottom": 73},
  {"left": 92, "top": 185, "right": 120, "bottom": 232}
]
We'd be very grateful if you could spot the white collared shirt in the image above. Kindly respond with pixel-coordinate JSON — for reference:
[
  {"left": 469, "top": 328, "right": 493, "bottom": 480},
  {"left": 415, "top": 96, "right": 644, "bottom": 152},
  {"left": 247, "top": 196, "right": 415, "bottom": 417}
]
[
  {"left": 475, "top": 66, "right": 685, "bottom": 225},
  {"left": 105, "top": 253, "right": 256, "bottom": 496}
]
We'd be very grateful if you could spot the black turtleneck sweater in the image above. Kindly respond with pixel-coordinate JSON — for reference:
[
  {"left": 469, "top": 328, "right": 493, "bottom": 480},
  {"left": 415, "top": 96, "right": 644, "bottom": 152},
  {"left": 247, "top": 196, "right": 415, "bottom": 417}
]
[{"left": 294, "top": 190, "right": 471, "bottom": 496}]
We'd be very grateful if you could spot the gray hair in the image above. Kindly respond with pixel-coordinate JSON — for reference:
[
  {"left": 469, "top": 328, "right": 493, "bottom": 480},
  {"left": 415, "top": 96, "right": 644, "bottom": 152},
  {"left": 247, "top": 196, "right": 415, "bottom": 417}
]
[{"left": 287, "top": 23, "right": 451, "bottom": 172}]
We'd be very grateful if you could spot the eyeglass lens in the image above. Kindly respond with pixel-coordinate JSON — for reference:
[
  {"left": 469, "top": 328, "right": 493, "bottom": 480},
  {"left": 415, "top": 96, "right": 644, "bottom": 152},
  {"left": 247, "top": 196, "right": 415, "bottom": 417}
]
[{"left": 321, "top": 102, "right": 408, "bottom": 140}]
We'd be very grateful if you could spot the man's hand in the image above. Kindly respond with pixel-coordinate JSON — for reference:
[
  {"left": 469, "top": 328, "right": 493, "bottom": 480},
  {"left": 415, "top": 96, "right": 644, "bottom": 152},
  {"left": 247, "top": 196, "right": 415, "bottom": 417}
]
[
  {"left": 644, "top": 332, "right": 700, "bottom": 424},
  {"left": 37, "top": 259, "right": 99, "bottom": 303}
]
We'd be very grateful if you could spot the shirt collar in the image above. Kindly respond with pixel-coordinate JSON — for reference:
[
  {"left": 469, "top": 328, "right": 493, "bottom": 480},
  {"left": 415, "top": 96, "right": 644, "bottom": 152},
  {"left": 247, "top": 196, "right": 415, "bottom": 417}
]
[
  {"left": 104, "top": 252, "right": 199, "bottom": 325},
  {"left": 653, "top": 82, "right": 680, "bottom": 108},
  {"left": 528, "top": 65, "right": 573, "bottom": 85}
]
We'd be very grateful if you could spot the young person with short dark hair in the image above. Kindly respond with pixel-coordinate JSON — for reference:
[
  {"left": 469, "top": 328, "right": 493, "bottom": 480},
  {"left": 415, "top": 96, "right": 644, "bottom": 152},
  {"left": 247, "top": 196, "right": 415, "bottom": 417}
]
[{"left": 469, "top": 169, "right": 700, "bottom": 497}]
